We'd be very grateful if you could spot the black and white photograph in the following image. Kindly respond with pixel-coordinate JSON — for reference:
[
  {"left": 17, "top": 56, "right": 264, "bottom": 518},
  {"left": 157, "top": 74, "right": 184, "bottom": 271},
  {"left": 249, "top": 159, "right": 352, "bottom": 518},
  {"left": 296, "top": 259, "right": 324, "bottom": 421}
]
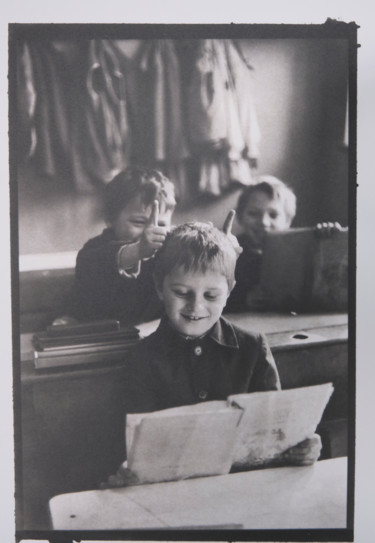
[{"left": 8, "top": 17, "right": 359, "bottom": 542}]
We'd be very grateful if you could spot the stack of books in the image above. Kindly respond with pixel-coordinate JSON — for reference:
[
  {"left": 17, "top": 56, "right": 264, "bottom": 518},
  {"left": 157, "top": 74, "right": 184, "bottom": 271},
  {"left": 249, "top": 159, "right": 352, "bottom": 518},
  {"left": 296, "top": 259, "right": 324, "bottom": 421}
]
[{"left": 33, "top": 319, "right": 140, "bottom": 369}]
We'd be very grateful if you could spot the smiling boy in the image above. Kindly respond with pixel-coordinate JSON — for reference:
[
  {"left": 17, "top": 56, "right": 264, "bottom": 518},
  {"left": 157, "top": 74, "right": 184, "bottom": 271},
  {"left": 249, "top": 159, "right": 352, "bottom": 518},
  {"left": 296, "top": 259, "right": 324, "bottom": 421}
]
[
  {"left": 121, "top": 221, "right": 280, "bottom": 413},
  {"left": 226, "top": 176, "right": 296, "bottom": 311},
  {"left": 103, "top": 222, "right": 321, "bottom": 488},
  {"left": 68, "top": 167, "right": 176, "bottom": 325}
]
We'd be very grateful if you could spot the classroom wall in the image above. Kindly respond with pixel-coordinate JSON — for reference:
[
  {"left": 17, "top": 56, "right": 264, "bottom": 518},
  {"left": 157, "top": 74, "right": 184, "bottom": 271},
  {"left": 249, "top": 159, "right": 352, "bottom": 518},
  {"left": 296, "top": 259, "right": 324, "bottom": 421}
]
[
  {"left": 242, "top": 39, "right": 348, "bottom": 227},
  {"left": 16, "top": 38, "right": 348, "bottom": 255}
]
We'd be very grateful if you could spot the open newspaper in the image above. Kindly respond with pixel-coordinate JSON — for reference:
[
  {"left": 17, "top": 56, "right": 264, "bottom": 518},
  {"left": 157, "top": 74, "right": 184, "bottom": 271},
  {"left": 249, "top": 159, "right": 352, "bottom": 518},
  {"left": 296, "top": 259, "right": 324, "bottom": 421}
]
[{"left": 126, "top": 382, "right": 334, "bottom": 484}]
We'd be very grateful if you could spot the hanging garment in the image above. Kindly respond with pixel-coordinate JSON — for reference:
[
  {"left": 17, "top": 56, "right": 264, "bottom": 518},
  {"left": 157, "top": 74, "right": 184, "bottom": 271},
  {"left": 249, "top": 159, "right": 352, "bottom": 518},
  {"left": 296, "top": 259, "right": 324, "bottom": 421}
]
[
  {"left": 25, "top": 41, "right": 78, "bottom": 183},
  {"left": 21, "top": 40, "right": 132, "bottom": 192},
  {"left": 16, "top": 41, "right": 37, "bottom": 161},
  {"left": 198, "top": 154, "right": 230, "bottom": 196},
  {"left": 71, "top": 40, "right": 132, "bottom": 190},
  {"left": 186, "top": 40, "right": 230, "bottom": 194},
  {"left": 224, "top": 40, "right": 261, "bottom": 162},
  {"left": 187, "top": 39, "right": 228, "bottom": 148},
  {"left": 131, "top": 40, "right": 190, "bottom": 200},
  {"left": 187, "top": 39, "right": 261, "bottom": 195}
]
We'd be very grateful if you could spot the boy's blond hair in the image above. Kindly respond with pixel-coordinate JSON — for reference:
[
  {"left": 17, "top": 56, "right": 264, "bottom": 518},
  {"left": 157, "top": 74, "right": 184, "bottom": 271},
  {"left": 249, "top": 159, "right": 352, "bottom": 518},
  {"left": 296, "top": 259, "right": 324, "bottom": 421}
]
[
  {"left": 236, "top": 175, "right": 297, "bottom": 227},
  {"left": 153, "top": 222, "right": 237, "bottom": 290}
]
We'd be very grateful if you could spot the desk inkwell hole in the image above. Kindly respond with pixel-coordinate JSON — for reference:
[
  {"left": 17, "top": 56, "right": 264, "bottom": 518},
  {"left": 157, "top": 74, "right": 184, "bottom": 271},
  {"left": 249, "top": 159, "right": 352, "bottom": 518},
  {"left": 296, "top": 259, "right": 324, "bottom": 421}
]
[{"left": 292, "top": 333, "right": 309, "bottom": 340}]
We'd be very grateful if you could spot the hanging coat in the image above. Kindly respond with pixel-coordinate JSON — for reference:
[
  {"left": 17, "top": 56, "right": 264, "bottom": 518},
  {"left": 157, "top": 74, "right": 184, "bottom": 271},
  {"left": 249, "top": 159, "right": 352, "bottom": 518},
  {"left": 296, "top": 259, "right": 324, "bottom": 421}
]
[
  {"left": 187, "top": 39, "right": 261, "bottom": 194},
  {"left": 187, "top": 39, "right": 229, "bottom": 148},
  {"left": 71, "top": 39, "right": 132, "bottom": 190},
  {"left": 25, "top": 41, "right": 78, "bottom": 182},
  {"left": 224, "top": 40, "right": 261, "bottom": 162},
  {"left": 130, "top": 40, "right": 190, "bottom": 200}
]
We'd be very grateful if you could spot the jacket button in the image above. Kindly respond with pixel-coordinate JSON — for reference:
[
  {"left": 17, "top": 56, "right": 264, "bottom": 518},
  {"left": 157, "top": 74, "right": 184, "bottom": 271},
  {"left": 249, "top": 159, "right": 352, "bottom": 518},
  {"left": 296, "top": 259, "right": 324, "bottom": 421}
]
[
  {"left": 194, "top": 346, "right": 202, "bottom": 356},
  {"left": 198, "top": 390, "right": 208, "bottom": 400}
]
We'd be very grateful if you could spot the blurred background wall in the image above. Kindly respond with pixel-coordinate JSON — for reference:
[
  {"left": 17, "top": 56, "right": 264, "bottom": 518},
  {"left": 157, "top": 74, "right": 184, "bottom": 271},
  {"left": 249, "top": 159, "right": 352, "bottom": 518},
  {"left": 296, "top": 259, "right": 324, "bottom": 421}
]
[{"left": 15, "top": 38, "right": 348, "bottom": 256}]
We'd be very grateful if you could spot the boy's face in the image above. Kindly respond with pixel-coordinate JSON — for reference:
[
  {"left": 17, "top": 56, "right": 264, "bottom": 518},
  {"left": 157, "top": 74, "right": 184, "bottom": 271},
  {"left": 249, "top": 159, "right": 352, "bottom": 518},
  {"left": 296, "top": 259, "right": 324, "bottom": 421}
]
[
  {"left": 156, "top": 267, "right": 231, "bottom": 338},
  {"left": 111, "top": 195, "right": 173, "bottom": 242},
  {"left": 240, "top": 190, "right": 290, "bottom": 247}
]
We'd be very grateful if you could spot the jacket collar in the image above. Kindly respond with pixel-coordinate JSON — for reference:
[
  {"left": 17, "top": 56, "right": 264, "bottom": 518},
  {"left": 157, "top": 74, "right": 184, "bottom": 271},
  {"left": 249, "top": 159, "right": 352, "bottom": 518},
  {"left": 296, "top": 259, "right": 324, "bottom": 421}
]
[
  {"left": 157, "top": 315, "right": 239, "bottom": 350},
  {"left": 209, "top": 316, "right": 239, "bottom": 349}
]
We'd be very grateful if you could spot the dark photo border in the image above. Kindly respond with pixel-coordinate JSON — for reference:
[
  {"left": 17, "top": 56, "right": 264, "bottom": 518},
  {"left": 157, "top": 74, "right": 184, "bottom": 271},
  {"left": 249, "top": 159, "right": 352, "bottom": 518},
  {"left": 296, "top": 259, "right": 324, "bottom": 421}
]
[{"left": 9, "top": 21, "right": 357, "bottom": 543}]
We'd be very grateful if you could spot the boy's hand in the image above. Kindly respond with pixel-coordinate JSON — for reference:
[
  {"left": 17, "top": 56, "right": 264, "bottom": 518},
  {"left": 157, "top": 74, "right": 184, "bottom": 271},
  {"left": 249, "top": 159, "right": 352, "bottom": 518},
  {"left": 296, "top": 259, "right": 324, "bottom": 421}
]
[
  {"left": 99, "top": 462, "right": 139, "bottom": 489},
  {"left": 314, "top": 222, "right": 344, "bottom": 239},
  {"left": 139, "top": 200, "right": 168, "bottom": 259},
  {"left": 223, "top": 210, "right": 243, "bottom": 258},
  {"left": 281, "top": 433, "right": 322, "bottom": 466}
]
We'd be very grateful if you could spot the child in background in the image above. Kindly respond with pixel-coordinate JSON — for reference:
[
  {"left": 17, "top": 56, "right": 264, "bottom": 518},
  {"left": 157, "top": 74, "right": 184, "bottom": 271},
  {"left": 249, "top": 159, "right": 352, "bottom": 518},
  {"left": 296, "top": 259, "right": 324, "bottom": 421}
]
[
  {"left": 226, "top": 176, "right": 296, "bottom": 312},
  {"left": 102, "top": 220, "right": 321, "bottom": 487},
  {"left": 68, "top": 167, "right": 176, "bottom": 326},
  {"left": 225, "top": 175, "right": 343, "bottom": 312}
]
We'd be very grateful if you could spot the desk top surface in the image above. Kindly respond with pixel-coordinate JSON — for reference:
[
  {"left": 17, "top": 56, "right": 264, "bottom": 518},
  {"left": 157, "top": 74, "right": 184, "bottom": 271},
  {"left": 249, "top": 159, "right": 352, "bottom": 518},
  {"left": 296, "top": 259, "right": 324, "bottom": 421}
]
[
  {"left": 49, "top": 457, "right": 348, "bottom": 531},
  {"left": 20, "top": 312, "right": 348, "bottom": 381},
  {"left": 137, "top": 311, "right": 348, "bottom": 338},
  {"left": 21, "top": 311, "right": 348, "bottom": 359}
]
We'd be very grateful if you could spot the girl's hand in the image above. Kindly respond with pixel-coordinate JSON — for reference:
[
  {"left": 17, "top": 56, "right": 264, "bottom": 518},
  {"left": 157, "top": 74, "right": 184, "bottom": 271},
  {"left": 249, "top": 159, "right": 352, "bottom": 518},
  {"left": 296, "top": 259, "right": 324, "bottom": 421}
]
[
  {"left": 139, "top": 200, "right": 168, "bottom": 259},
  {"left": 282, "top": 433, "right": 322, "bottom": 466},
  {"left": 222, "top": 210, "right": 243, "bottom": 258}
]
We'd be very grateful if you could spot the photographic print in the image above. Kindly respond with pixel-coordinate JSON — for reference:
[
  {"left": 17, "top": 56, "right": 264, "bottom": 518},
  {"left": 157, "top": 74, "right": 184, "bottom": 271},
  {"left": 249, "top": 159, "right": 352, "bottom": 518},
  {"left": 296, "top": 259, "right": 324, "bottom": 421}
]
[{"left": 9, "top": 21, "right": 356, "bottom": 542}]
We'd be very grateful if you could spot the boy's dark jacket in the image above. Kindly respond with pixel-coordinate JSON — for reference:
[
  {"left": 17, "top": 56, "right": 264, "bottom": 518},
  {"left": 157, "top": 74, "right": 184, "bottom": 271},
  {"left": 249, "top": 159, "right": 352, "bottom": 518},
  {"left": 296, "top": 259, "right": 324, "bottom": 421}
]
[
  {"left": 69, "top": 228, "right": 162, "bottom": 325},
  {"left": 120, "top": 315, "right": 281, "bottom": 415}
]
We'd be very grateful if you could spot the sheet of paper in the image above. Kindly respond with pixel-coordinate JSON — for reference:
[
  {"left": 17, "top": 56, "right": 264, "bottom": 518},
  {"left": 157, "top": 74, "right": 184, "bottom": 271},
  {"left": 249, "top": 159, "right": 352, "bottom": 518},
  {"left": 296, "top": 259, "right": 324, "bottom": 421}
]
[
  {"left": 126, "top": 401, "right": 227, "bottom": 454},
  {"left": 228, "top": 382, "right": 334, "bottom": 468},
  {"left": 127, "top": 405, "right": 241, "bottom": 484}
]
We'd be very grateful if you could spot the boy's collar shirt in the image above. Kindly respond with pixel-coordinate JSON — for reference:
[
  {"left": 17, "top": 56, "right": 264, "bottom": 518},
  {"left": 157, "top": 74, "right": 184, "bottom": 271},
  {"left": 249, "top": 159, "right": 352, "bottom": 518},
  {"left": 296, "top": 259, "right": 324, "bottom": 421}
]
[
  {"left": 122, "top": 315, "right": 280, "bottom": 415},
  {"left": 163, "top": 314, "right": 240, "bottom": 349}
]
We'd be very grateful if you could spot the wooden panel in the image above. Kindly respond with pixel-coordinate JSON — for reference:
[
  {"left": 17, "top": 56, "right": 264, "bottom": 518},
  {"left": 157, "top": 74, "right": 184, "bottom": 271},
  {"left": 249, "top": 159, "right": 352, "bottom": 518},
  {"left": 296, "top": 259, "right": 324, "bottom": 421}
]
[
  {"left": 274, "top": 342, "right": 348, "bottom": 420},
  {"left": 19, "top": 268, "right": 75, "bottom": 332},
  {"left": 273, "top": 338, "right": 348, "bottom": 460},
  {"left": 19, "top": 365, "right": 127, "bottom": 530}
]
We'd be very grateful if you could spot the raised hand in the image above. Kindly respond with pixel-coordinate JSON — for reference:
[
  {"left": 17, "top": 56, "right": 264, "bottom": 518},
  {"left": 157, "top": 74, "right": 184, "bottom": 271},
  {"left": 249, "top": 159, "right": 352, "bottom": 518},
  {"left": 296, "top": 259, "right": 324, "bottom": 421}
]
[
  {"left": 139, "top": 200, "right": 168, "bottom": 259},
  {"left": 222, "top": 209, "right": 243, "bottom": 258}
]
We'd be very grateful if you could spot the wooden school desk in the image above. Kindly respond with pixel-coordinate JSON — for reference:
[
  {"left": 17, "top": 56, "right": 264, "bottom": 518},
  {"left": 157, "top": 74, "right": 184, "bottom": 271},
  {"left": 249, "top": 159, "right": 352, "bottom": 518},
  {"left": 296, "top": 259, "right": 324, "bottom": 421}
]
[
  {"left": 49, "top": 457, "right": 348, "bottom": 530},
  {"left": 18, "top": 311, "right": 349, "bottom": 530}
]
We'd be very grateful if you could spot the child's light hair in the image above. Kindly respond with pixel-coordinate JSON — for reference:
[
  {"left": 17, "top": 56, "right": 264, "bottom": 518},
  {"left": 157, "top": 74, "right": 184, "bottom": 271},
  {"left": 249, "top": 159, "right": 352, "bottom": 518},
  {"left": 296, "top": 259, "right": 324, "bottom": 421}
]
[
  {"left": 104, "top": 166, "right": 176, "bottom": 224},
  {"left": 236, "top": 175, "right": 297, "bottom": 226},
  {"left": 153, "top": 222, "right": 238, "bottom": 290}
]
